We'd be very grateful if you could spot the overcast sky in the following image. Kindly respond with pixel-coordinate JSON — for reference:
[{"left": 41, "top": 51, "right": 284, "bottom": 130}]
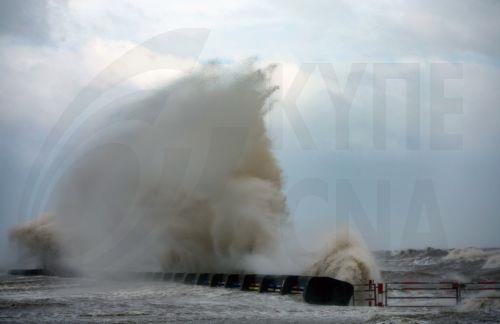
[{"left": 1, "top": 0, "right": 500, "bottom": 251}]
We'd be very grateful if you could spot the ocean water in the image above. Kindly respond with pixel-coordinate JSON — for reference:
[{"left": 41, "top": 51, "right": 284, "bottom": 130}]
[{"left": 1, "top": 247, "right": 499, "bottom": 323}]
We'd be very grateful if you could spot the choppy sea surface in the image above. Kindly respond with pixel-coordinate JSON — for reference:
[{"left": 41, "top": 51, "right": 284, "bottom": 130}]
[{"left": 1, "top": 247, "right": 500, "bottom": 323}]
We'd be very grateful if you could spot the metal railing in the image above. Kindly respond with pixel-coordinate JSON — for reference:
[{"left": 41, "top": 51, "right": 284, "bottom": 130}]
[
  {"left": 460, "top": 281, "right": 500, "bottom": 301},
  {"left": 384, "top": 281, "right": 460, "bottom": 307},
  {"left": 352, "top": 280, "right": 377, "bottom": 306},
  {"left": 356, "top": 280, "right": 500, "bottom": 307}
]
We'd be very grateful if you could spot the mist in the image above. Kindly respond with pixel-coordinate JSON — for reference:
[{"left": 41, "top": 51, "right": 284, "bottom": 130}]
[{"left": 9, "top": 62, "right": 378, "bottom": 284}]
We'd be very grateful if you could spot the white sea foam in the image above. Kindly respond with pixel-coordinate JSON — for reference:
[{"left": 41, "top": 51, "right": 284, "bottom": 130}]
[
  {"left": 443, "top": 247, "right": 486, "bottom": 263},
  {"left": 482, "top": 253, "right": 500, "bottom": 269}
]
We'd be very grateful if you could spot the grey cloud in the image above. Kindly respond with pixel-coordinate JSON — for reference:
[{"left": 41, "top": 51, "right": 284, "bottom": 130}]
[
  {"left": 0, "top": 0, "right": 66, "bottom": 44},
  {"left": 272, "top": 0, "right": 500, "bottom": 60},
  {"left": 386, "top": 0, "right": 500, "bottom": 59}
]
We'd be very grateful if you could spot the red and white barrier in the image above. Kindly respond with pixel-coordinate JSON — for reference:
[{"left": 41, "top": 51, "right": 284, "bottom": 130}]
[{"left": 354, "top": 280, "right": 500, "bottom": 307}]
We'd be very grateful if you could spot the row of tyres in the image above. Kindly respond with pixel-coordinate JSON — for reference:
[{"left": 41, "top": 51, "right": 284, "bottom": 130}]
[{"left": 140, "top": 272, "right": 354, "bottom": 305}]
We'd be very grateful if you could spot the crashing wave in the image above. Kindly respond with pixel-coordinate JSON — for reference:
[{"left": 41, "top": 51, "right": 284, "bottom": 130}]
[
  {"left": 443, "top": 247, "right": 487, "bottom": 263},
  {"left": 391, "top": 247, "right": 447, "bottom": 259},
  {"left": 9, "top": 62, "right": 379, "bottom": 284},
  {"left": 307, "top": 228, "right": 380, "bottom": 284},
  {"left": 413, "top": 256, "right": 437, "bottom": 266},
  {"left": 482, "top": 254, "right": 500, "bottom": 269},
  {"left": 9, "top": 214, "right": 63, "bottom": 271}
]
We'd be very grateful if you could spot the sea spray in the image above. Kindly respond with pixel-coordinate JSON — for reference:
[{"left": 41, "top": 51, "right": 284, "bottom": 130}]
[
  {"left": 483, "top": 254, "right": 500, "bottom": 269},
  {"left": 9, "top": 63, "right": 286, "bottom": 273},
  {"left": 9, "top": 62, "right": 379, "bottom": 284},
  {"left": 308, "top": 227, "right": 380, "bottom": 284},
  {"left": 9, "top": 214, "right": 62, "bottom": 270}
]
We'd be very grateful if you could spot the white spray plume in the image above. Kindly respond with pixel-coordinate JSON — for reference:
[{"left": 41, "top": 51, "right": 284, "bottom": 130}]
[
  {"left": 9, "top": 62, "right": 379, "bottom": 284},
  {"left": 307, "top": 226, "right": 380, "bottom": 284},
  {"left": 9, "top": 214, "right": 62, "bottom": 270}
]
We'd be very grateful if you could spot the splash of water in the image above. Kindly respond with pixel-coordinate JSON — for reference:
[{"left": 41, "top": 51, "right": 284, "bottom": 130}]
[
  {"left": 9, "top": 214, "right": 62, "bottom": 270},
  {"left": 482, "top": 253, "right": 500, "bottom": 269},
  {"left": 443, "top": 247, "right": 486, "bottom": 263},
  {"left": 9, "top": 63, "right": 379, "bottom": 284},
  {"left": 307, "top": 227, "right": 380, "bottom": 284}
]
